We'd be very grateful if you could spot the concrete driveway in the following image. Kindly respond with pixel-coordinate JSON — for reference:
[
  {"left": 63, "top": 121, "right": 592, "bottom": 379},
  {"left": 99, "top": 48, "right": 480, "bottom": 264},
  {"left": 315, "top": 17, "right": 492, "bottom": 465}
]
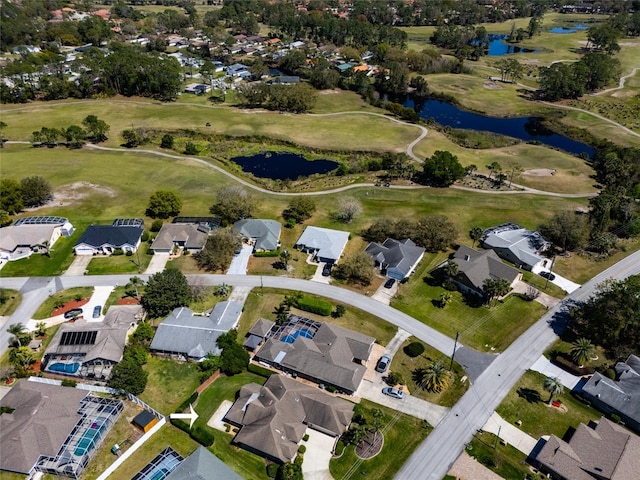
[
  {"left": 531, "top": 265, "right": 581, "bottom": 293},
  {"left": 371, "top": 279, "right": 397, "bottom": 304},
  {"left": 310, "top": 262, "right": 331, "bottom": 284},
  {"left": 227, "top": 245, "right": 252, "bottom": 275},
  {"left": 83, "top": 285, "right": 114, "bottom": 322},
  {"left": 301, "top": 429, "right": 335, "bottom": 480},
  {"left": 144, "top": 252, "right": 169, "bottom": 274},
  {"left": 482, "top": 411, "right": 538, "bottom": 455},
  {"left": 530, "top": 355, "right": 581, "bottom": 390},
  {"left": 64, "top": 255, "right": 92, "bottom": 276}
]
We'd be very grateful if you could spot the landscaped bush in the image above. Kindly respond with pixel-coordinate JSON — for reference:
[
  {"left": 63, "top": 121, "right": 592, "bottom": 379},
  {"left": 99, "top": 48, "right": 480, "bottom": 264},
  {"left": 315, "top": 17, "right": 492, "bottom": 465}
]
[
  {"left": 254, "top": 250, "right": 280, "bottom": 258},
  {"left": 112, "top": 248, "right": 124, "bottom": 256},
  {"left": 334, "top": 439, "right": 345, "bottom": 456},
  {"left": 404, "top": 342, "right": 425, "bottom": 358},
  {"left": 552, "top": 355, "right": 595, "bottom": 376},
  {"left": 298, "top": 445, "right": 306, "bottom": 454},
  {"left": 605, "top": 369, "right": 616, "bottom": 379},
  {"left": 294, "top": 296, "right": 332, "bottom": 316},
  {"left": 248, "top": 363, "right": 274, "bottom": 378},
  {"left": 176, "top": 391, "right": 199, "bottom": 413},
  {"left": 303, "top": 434, "right": 309, "bottom": 442},
  {"left": 266, "top": 463, "right": 279, "bottom": 478},
  {"left": 61, "top": 379, "right": 77, "bottom": 387},
  {"left": 151, "top": 220, "right": 163, "bottom": 232},
  {"left": 326, "top": 385, "right": 337, "bottom": 393},
  {"left": 191, "top": 426, "right": 215, "bottom": 446}
]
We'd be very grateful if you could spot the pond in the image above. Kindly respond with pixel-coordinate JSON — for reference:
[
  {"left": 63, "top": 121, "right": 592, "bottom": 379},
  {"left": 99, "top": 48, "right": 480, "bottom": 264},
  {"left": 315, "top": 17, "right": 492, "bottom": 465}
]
[
  {"left": 549, "top": 24, "right": 589, "bottom": 34},
  {"left": 484, "top": 34, "right": 540, "bottom": 56},
  {"left": 405, "top": 97, "right": 595, "bottom": 158},
  {"left": 231, "top": 152, "right": 339, "bottom": 180}
]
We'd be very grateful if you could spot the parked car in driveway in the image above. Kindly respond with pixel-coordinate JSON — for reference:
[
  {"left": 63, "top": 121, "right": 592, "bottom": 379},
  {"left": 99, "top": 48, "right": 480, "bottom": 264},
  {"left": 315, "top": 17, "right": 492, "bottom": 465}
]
[
  {"left": 322, "top": 263, "right": 332, "bottom": 277},
  {"left": 64, "top": 308, "right": 83, "bottom": 319},
  {"left": 93, "top": 305, "right": 102, "bottom": 318},
  {"left": 375, "top": 354, "right": 391, "bottom": 373},
  {"left": 384, "top": 278, "right": 396, "bottom": 289},
  {"left": 540, "top": 271, "right": 556, "bottom": 281},
  {"left": 382, "top": 387, "right": 405, "bottom": 399}
]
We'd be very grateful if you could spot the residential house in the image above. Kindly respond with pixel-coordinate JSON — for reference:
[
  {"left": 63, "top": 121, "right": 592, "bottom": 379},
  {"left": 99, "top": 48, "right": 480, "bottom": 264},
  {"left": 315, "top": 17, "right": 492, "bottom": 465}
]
[
  {"left": 364, "top": 238, "right": 425, "bottom": 280},
  {"left": 0, "top": 216, "right": 74, "bottom": 261},
  {"left": 150, "top": 223, "right": 210, "bottom": 254},
  {"left": 243, "top": 318, "right": 275, "bottom": 351},
  {"left": 482, "top": 223, "right": 551, "bottom": 270},
  {"left": 224, "top": 374, "right": 354, "bottom": 463},
  {"left": 42, "top": 305, "right": 143, "bottom": 380},
  {"left": 150, "top": 301, "right": 243, "bottom": 361},
  {"left": 166, "top": 446, "right": 243, "bottom": 480},
  {"left": 226, "top": 63, "right": 249, "bottom": 77},
  {"left": 581, "top": 355, "right": 640, "bottom": 434},
  {"left": 232, "top": 219, "right": 281, "bottom": 252},
  {"left": 532, "top": 417, "right": 640, "bottom": 480},
  {"left": 253, "top": 315, "right": 374, "bottom": 394},
  {"left": 184, "top": 83, "right": 211, "bottom": 94},
  {"left": 74, "top": 219, "right": 144, "bottom": 255},
  {"left": 295, "top": 226, "right": 350, "bottom": 264},
  {"left": 451, "top": 245, "right": 522, "bottom": 297},
  {"left": 271, "top": 75, "right": 300, "bottom": 84}
]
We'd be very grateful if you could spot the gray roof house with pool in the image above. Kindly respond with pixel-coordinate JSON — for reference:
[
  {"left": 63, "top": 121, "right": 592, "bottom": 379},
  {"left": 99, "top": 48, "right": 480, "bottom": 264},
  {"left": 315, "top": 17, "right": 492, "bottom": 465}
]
[
  {"left": 150, "top": 223, "right": 210, "bottom": 254},
  {"left": 364, "top": 238, "right": 425, "bottom": 280},
  {"left": 481, "top": 223, "right": 551, "bottom": 271},
  {"left": 451, "top": 245, "right": 522, "bottom": 297},
  {"left": 295, "top": 226, "right": 350, "bottom": 264},
  {"left": 42, "top": 305, "right": 143, "bottom": 380},
  {"left": 253, "top": 315, "right": 374, "bottom": 394},
  {"left": 150, "top": 301, "right": 243, "bottom": 360},
  {"left": 166, "top": 446, "right": 243, "bottom": 480},
  {"left": 224, "top": 374, "right": 354, "bottom": 463},
  {"left": 581, "top": 355, "right": 640, "bottom": 434},
  {"left": 232, "top": 219, "right": 282, "bottom": 251}
]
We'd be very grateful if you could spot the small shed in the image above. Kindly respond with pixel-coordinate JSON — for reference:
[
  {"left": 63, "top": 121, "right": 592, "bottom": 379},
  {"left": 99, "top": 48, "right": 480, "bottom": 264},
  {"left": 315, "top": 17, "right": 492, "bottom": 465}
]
[{"left": 132, "top": 409, "right": 158, "bottom": 433}]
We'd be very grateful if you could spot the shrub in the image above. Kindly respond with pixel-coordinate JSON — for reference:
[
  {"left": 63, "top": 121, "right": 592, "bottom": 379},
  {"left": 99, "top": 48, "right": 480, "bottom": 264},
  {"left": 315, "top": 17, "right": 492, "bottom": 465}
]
[
  {"left": 61, "top": 379, "right": 77, "bottom": 387},
  {"left": 266, "top": 464, "right": 279, "bottom": 478},
  {"left": 248, "top": 363, "right": 274, "bottom": 378},
  {"left": 74, "top": 294, "right": 83, "bottom": 301},
  {"left": 605, "top": 368, "right": 616, "bottom": 379},
  {"left": 151, "top": 220, "right": 164, "bottom": 232},
  {"left": 334, "top": 439, "right": 345, "bottom": 456},
  {"left": 294, "top": 295, "right": 332, "bottom": 316},
  {"left": 298, "top": 445, "right": 306, "bottom": 454},
  {"left": 611, "top": 413, "right": 621, "bottom": 424},
  {"left": 326, "top": 385, "right": 337, "bottom": 393},
  {"left": 191, "top": 426, "right": 215, "bottom": 446},
  {"left": 176, "top": 391, "right": 199, "bottom": 413},
  {"left": 126, "top": 250, "right": 133, "bottom": 256},
  {"left": 141, "top": 230, "right": 150, "bottom": 242},
  {"left": 112, "top": 248, "right": 124, "bottom": 256},
  {"left": 303, "top": 434, "right": 309, "bottom": 442},
  {"left": 254, "top": 250, "right": 280, "bottom": 258},
  {"left": 184, "top": 141, "right": 199, "bottom": 155},
  {"left": 404, "top": 342, "right": 425, "bottom": 358}
]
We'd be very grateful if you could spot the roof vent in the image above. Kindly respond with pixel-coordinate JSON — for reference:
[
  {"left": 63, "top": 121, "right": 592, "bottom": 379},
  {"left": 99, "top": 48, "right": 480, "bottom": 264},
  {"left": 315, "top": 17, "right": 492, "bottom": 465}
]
[{"left": 464, "top": 255, "right": 470, "bottom": 261}]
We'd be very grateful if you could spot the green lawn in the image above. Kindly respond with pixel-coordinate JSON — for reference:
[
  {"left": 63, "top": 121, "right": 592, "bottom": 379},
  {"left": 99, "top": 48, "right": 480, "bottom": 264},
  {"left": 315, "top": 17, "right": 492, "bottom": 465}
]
[
  {"left": 390, "top": 338, "right": 469, "bottom": 407},
  {"left": 237, "top": 289, "right": 397, "bottom": 346},
  {"left": 32, "top": 287, "right": 94, "bottom": 319},
  {"left": 0, "top": 290, "right": 22, "bottom": 316},
  {"left": 86, "top": 244, "right": 153, "bottom": 275},
  {"left": 468, "top": 431, "right": 534, "bottom": 480},
  {"left": 329, "top": 399, "right": 432, "bottom": 480},
  {"left": 496, "top": 370, "right": 602, "bottom": 439},
  {"left": 392, "top": 257, "right": 547, "bottom": 352},
  {"left": 138, "top": 356, "right": 202, "bottom": 415}
]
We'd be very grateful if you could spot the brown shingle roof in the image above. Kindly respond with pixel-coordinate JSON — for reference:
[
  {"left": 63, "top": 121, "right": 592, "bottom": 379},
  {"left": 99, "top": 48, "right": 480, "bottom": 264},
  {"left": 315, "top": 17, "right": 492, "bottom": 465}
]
[{"left": 453, "top": 245, "right": 520, "bottom": 293}]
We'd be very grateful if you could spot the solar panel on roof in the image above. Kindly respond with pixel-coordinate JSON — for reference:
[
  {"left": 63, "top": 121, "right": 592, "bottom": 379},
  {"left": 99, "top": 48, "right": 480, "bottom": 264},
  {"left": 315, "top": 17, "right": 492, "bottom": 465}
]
[
  {"left": 112, "top": 218, "right": 144, "bottom": 227},
  {"left": 61, "top": 330, "right": 98, "bottom": 346},
  {"left": 14, "top": 216, "right": 68, "bottom": 226}
]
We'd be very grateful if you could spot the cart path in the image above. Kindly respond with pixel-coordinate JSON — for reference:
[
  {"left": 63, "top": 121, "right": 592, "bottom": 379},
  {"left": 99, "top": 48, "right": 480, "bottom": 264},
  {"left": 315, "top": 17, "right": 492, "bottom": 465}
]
[{"left": 591, "top": 67, "right": 639, "bottom": 96}]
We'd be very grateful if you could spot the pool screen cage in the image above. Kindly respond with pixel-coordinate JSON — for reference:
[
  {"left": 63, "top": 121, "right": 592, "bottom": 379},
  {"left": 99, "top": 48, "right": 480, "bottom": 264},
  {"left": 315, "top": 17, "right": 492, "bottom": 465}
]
[
  {"left": 265, "top": 314, "right": 321, "bottom": 342},
  {"left": 131, "top": 447, "right": 184, "bottom": 480},
  {"left": 31, "top": 395, "right": 124, "bottom": 479}
]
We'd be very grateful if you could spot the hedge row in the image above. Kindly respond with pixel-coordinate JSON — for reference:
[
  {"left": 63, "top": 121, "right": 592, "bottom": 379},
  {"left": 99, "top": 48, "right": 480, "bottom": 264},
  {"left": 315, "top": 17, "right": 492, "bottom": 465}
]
[
  {"left": 253, "top": 249, "right": 280, "bottom": 258},
  {"left": 170, "top": 418, "right": 215, "bottom": 446},
  {"left": 176, "top": 391, "right": 199, "bottom": 413},
  {"left": 248, "top": 363, "right": 274, "bottom": 378},
  {"left": 295, "top": 296, "right": 332, "bottom": 316}
]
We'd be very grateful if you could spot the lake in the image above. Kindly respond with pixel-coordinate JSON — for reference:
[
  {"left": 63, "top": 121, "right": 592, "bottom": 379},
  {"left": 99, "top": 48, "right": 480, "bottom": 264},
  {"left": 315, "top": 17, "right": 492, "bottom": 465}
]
[
  {"left": 484, "top": 34, "right": 540, "bottom": 56},
  {"left": 549, "top": 24, "right": 589, "bottom": 34},
  {"left": 231, "top": 152, "right": 339, "bottom": 180},
  {"left": 405, "top": 97, "right": 595, "bottom": 158}
]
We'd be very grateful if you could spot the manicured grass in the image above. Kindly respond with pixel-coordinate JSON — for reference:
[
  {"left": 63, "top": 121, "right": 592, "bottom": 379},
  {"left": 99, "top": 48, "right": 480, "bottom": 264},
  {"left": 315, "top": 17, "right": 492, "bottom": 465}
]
[
  {"left": 468, "top": 431, "right": 532, "bottom": 480},
  {"left": 238, "top": 289, "right": 397, "bottom": 346},
  {"left": 104, "top": 285, "right": 144, "bottom": 309},
  {"left": 521, "top": 270, "right": 567, "bottom": 298},
  {"left": 496, "top": 370, "right": 602, "bottom": 439},
  {"left": 544, "top": 337, "right": 614, "bottom": 373},
  {"left": 390, "top": 338, "right": 469, "bottom": 407},
  {"left": 138, "top": 356, "right": 202, "bottom": 415},
  {"left": 32, "top": 287, "right": 93, "bottom": 319},
  {"left": 85, "top": 244, "right": 153, "bottom": 275},
  {"left": 0, "top": 225, "right": 86, "bottom": 277},
  {"left": 329, "top": 399, "right": 431, "bottom": 480},
  {"left": 392, "top": 257, "right": 547, "bottom": 352},
  {"left": 0, "top": 290, "right": 22, "bottom": 316},
  {"left": 193, "top": 372, "right": 269, "bottom": 480},
  {"left": 0, "top": 471, "right": 27, "bottom": 480}
]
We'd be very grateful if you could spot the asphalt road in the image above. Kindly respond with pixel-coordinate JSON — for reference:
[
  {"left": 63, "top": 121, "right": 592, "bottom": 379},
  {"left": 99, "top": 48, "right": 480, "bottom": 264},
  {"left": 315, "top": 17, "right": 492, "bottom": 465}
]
[{"left": 395, "top": 249, "right": 640, "bottom": 480}]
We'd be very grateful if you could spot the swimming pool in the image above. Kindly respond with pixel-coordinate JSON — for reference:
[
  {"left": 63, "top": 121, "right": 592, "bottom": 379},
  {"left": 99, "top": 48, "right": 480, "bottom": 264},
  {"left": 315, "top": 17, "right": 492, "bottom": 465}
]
[
  {"left": 48, "top": 362, "right": 80, "bottom": 374},
  {"left": 74, "top": 420, "right": 107, "bottom": 456},
  {"left": 132, "top": 447, "right": 184, "bottom": 480},
  {"left": 281, "top": 328, "right": 314, "bottom": 344}
]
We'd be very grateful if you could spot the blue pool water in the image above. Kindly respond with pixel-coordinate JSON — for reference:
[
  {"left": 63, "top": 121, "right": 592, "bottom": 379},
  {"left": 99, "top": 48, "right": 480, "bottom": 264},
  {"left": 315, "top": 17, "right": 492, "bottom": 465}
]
[
  {"left": 282, "top": 328, "right": 314, "bottom": 344},
  {"left": 74, "top": 422, "right": 106, "bottom": 456},
  {"left": 49, "top": 362, "right": 80, "bottom": 374}
]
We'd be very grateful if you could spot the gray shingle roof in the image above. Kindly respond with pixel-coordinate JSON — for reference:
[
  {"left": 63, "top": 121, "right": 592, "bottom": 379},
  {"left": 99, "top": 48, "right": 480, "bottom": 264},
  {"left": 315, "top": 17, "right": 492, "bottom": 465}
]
[
  {"left": 225, "top": 375, "right": 353, "bottom": 463},
  {"left": 295, "top": 226, "right": 350, "bottom": 263},
  {"left": 150, "top": 301, "right": 242, "bottom": 359},
  {"left": 74, "top": 225, "right": 143, "bottom": 250},
  {"left": 535, "top": 417, "right": 640, "bottom": 480},
  {"left": 582, "top": 355, "right": 640, "bottom": 427},
  {"left": 255, "top": 322, "right": 374, "bottom": 393},
  {"left": 249, "top": 318, "right": 275, "bottom": 337},
  {"left": 0, "top": 225, "right": 58, "bottom": 253},
  {"left": 364, "top": 238, "right": 425, "bottom": 278},
  {"left": 165, "top": 446, "right": 243, "bottom": 480},
  {"left": 0, "top": 381, "right": 88, "bottom": 474},
  {"left": 150, "top": 224, "right": 209, "bottom": 252},
  {"left": 233, "top": 219, "right": 281, "bottom": 251},
  {"left": 453, "top": 245, "right": 520, "bottom": 294},
  {"left": 483, "top": 228, "right": 549, "bottom": 268}
]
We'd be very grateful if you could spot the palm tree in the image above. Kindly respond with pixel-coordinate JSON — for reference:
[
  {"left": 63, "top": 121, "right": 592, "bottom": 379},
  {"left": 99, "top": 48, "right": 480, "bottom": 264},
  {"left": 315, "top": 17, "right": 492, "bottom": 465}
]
[
  {"left": 571, "top": 338, "right": 595, "bottom": 367},
  {"left": 9, "top": 346, "right": 35, "bottom": 377},
  {"left": 7, "top": 323, "right": 27, "bottom": 347},
  {"left": 543, "top": 376, "right": 564, "bottom": 404},
  {"left": 438, "top": 292, "right": 452, "bottom": 308},
  {"left": 280, "top": 249, "right": 291, "bottom": 269},
  {"left": 443, "top": 260, "right": 458, "bottom": 279},
  {"left": 414, "top": 360, "right": 452, "bottom": 393},
  {"left": 35, "top": 322, "right": 47, "bottom": 337},
  {"left": 469, "top": 226, "right": 483, "bottom": 248}
]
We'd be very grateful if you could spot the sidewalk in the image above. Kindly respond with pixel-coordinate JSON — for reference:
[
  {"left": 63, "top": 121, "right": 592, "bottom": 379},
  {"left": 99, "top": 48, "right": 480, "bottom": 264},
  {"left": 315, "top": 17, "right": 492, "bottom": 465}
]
[{"left": 482, "top": 412, "right": 538, "bottom": 455}]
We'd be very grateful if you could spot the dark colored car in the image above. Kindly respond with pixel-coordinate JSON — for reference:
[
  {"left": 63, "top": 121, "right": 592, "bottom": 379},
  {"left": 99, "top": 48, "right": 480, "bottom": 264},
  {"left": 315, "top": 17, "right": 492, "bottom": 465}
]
[
  {"left": 322, "top": 264, "right": 332, "bottom": 277},
  {"left": 375, "top": 354, "right": 391, "bottom": 373},
  {"left": 64, "top": 308, "right": 83, "bottom": 319},
  {"left": 382, "top": 387, "right": 405, "bottom": 399},
  {"left": 384, "top": 278, "right": 396, "bottom": 289},
  {"left": 93, "top": 305, "right": 102, "bottom": 318},
  {"left": 540, "top": 271, "right": 556, "bottom": 281}
]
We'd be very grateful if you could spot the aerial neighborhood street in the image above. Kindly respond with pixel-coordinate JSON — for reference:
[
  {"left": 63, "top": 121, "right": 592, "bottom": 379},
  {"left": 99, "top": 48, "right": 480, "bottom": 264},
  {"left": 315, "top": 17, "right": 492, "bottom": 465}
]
[{"left": 2, "top": 1, "right": 640, "bottom": 480}]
